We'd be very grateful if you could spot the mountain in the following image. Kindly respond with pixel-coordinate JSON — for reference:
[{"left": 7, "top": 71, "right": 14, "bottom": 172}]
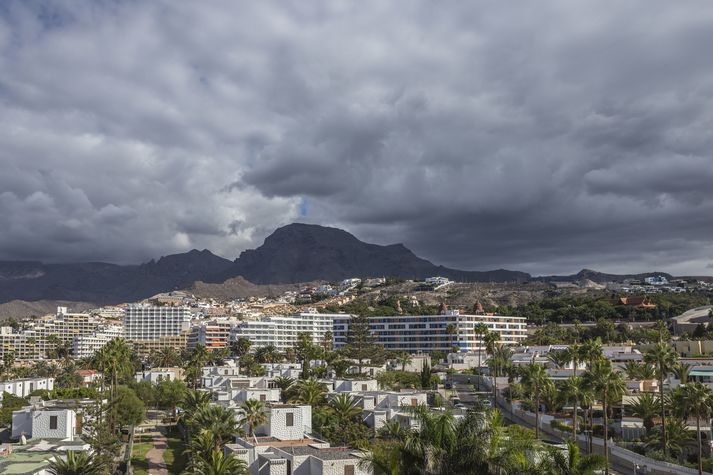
[
  {"left": 0, "top": 223, "right": 687, "bottom": 307},
  {"left": 0, "top": 224, "right": 530, "bottom": 306},
  {"left": 537, "top": 268, "right": 675, "bottom": 283},
  {"left": 223, "top": 223, "right": 531, "bottom": 284},
  {"left": 0, "top": 249, "right": 232, "bottom": 305}
]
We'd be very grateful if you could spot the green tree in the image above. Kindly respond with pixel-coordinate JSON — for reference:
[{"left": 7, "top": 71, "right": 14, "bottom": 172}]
[
  {"left": 47, "top": 450, "right": 106, "bottom": 475},
  {"left": 420, "top": 361, "right": 433, "bottom": 390},
  {"left": 151, "top": 347, "right": 180, "bottom": 368},
  {"left": 395, "top": 351, "right": 412, "bottom": 372},
  {"left": 342, "top": 315, "right": 384, "bottom": 373},
  {"left": 295, "top": 332, "right": 319, "bottom": 378},
  {"left": 473, "top": 323, "right": 489, "bottom": 376},
  {"left": 230, "top": 337, "right": 251, "bottom": 358},
  {"left": 546, "top": 439, "right": 606, "bottom": 475},
  {"left": 194, "top": 449, "right": 248, "bottom": 475},
  {"left": 112, "top": 386, "right": 146, "bottom": 429},
  {"left": 583, "top": 360, "right": 626, "bottom": 475},
  {"left": 628, "top": 392, "right": 659, "bottom": 434},
  {"left": 329, "top": 393, "right": 362, "bottom": 422},
  {"left": 291, "top": 378, "right": 328, "bottom": 406},
  {"left": 682, "top": 382, "right": 713, "bottom": 475},
  {"left": 240, "top": 399, "right": 268, "bottom": 438},
  {"left": 561, "top": 376, "right": 584, "bottom": 439},
  {"left": 155, "top": 379, "right": 187, "bottom": 417},
  {"left": 192, "top": 405, "right": 241, "bottom": 452},
  {"left": 644, "top": 340, "right": 678, "bottom": 457},
  {"left": 255, "top": 344, "right": 279, "bottom": 364},
  {"left": 274, "top": 376, "right": 296, "bottom": 403},
  {"left": 520, "top": 363, "right": 549, "bottom": 439}
]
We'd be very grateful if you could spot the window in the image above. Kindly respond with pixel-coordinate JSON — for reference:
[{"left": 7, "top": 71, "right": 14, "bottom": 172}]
[
  {"left": 286, "top": 412, "right": 294, "bottom": 427},
  {"left": 260, "top": 394, "right": 266, "bottom": 402},
  {"left": 49, "top": 415, "right": 58, "bottom": 430},
  {"left": 344, "top": 465, "right": 355, "bottom": 475},
  {"left": 361, "top": 384, "right": 367, "bottom": 391}
]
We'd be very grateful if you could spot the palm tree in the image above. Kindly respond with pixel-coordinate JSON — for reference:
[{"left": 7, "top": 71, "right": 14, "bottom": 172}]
[
  {"left": 623, "top": 361, "right": 655, "bottom": 380},
  {"left": 627, "top": 392, "right": 659, "bottom": 434},
  {"left": 579, "top": 338, "right": 603, "bottom": 369},
  {"left": 674, "top": 362, "right": 692, "bottom": 385},
  {"left": 47, "top": 450, "right": 106, "bottom": 475},
  {"left": 520, "top": 363, "right": 549, "bottom": 439},
  {"left": 547, "top": 439, "right": 606, "bottom": 475},
  {"left": 561, "top": 376, "right": 584, "bottom": 439},
  {"left": 488, "top": 344, "right": 512, "bottom": 403},
  {"left": 329, "top": 393, "right": 362, "bottom": 422},
  {"left": 192, "top": 404, "right": 241, "bottom": 451},
  {"left": 582, "top": 359, "right": 626, "bottom": 475},
  {"left": 195, "top": 449, "right": 248, "bottom": 475},
  {"left": 646, "top": 417, "right": 695, "bottom": 463},
  {"left": 273, "top": 376, "right": 295, "bottom": 403},
  {"left": 473, "top": 323, "right": 489, "bottom": 374},
  {"left": 644, "top": 340, "right": 678, "bottom": 457},
  {"left": 547, "top": 351, "right": 571, "bottom": 369},
  {"left": 240, "top": 399, "right": 267, "bottom": 438},
  {"left": 682, "top": 382, "right": 713, "bottom": 475},
  {"left": 152, "top": 347, "right": 180, "bottom": 368},
  {"left": 565, "top": 343, "right": 581, "bottom": 377},
  {"left": 291, "top": 378, "right": 328, "bottom": 406},
  {"left": 230, "top": 337, "right": 251, "bottom": 358},
  {"left": 255, "top": 344, "right": 279, "bottom": 364},
  {"left": 91, "top": 338, "right": 132, "bottom": 399},
  {"left": 395, "top": 351, "right": 412, "bottom": 371}
]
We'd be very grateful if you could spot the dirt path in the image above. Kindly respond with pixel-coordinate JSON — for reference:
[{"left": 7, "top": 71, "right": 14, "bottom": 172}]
[{"left": 145, "top": 428, "right": 169, "bottom": 475}]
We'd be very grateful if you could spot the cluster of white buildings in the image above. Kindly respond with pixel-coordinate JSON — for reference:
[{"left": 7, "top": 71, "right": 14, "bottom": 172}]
[{"left": 0, "top": 302, "right": 529, "bottom": 362}]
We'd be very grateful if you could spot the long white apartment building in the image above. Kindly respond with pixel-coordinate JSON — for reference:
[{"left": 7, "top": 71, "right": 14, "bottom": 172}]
[
  {"left": 333, "top": 310, "right": 527, "bottom": 353},
  {"left": 72, "top": 325, "right": 123, "bottom": 359},
  {"left": 230, "top": 310, "right": 342, "bottom": 351},
  {"left": 0, "top": 308, "right": 115, "bottom": 360},
  {"left": 123, "top": 304, "right": 192, "bottom": 341}
]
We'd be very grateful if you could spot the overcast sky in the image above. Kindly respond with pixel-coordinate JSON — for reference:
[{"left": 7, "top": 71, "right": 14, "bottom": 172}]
[{"left": 1, "top": 1, "right": 713, "bottom": 276}]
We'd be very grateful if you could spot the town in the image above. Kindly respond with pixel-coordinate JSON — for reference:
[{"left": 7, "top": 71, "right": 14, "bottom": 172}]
[{"left": 0, "top": 275, "right": 712, "bottom": 475}]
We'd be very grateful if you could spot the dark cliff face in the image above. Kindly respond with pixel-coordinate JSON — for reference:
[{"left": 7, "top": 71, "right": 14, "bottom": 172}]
[
  {"left": 0, "top": 223, "right": 532, "bottom": 305},
  {"left": 224, "top": 223, "right": 530, "bottom": 284}
]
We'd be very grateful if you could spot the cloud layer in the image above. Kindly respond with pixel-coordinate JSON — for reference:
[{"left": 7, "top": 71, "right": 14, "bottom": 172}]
[{"left": 1, "top": 1, "right": 713, "bottom": 274}]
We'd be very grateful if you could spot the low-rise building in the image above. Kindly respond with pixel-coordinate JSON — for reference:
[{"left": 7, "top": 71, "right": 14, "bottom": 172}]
[
  {"left": 0, "top": 377, "right": 54, "bottom": 400},
  {"left": 135, "top": 367, "right": 183, "bottom": 383}
]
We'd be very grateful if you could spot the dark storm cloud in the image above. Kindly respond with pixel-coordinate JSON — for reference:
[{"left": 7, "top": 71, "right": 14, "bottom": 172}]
[{"left": 1, "top": 1, "right": 713, "bottom": 274}]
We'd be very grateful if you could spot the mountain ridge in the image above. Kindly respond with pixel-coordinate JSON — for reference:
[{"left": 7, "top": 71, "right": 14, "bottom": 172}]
[{"left": 0, "top": 223, "right": 697, "bottom": 306}]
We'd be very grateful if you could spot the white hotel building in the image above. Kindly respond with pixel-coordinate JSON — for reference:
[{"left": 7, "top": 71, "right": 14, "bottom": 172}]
[
  {"left": 333, "top": 310, "right": 527, "bottom": 353},
  {"left": 230, "top": 310, "right": 340, "bottom": 352},
  {"left": 123, "top": 304, "right": 192, "bottom": 341}
]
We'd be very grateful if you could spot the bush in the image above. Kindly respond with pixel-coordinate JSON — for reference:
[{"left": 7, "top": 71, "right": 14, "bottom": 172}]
[
  {"left": 377, "top": 371, "right": 420, "bottom": 390},
  {"left": 550, "top": 420, "right": 571, "bottom": 432}
]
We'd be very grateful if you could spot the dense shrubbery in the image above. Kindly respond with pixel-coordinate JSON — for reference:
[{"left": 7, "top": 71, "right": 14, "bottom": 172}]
[{"left": 511, "top": 293, "right": 711, "bottom": 325}]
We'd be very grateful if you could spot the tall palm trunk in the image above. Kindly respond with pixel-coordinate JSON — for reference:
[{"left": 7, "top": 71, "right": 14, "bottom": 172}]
[
  {"left": 603, "top": 390, "right": 609, "bottom": 475},
  {"left": 535, "top": 393, "right": 540, "bottom": 439},
  {"left": 588, "top": 405, "right": 593, "bottom": 454},
  {"left": 659, "top": 372, "right": 667, "bottom": 456},
  {"left": 697, "top": 414, "right": 703, "bottom": 475},
  {"left": 572, "top": 395, "right": 578, "bottom": 440}
]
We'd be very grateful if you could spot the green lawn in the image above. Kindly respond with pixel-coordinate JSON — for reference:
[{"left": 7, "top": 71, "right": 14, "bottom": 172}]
[
  {"left": 129, "top": 437, "right": 153, "bottom": 475},
  {"left": 164, "top": 436, "right": 188, "bottom": 474},
  {"left": 129, "top": 432, "right": 186, "bottom": 475}
]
